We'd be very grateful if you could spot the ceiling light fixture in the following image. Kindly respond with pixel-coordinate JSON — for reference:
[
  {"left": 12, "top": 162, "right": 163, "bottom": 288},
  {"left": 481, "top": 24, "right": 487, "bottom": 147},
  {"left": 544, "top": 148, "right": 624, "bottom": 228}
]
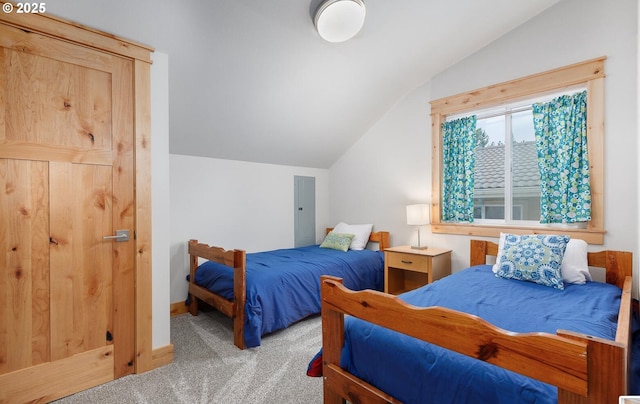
[{"left": 314, "top": 0, "right": 366, "bottom": 43}]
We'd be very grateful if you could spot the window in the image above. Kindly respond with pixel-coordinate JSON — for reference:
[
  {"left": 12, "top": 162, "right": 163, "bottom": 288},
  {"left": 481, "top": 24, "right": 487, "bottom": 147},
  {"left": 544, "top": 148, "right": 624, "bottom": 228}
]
[
  {"left": 448, "top": 89, "right": 587, "bottom": 226},
  {"left": 430, "top": 57, "right": 605, "bottom": 244}
]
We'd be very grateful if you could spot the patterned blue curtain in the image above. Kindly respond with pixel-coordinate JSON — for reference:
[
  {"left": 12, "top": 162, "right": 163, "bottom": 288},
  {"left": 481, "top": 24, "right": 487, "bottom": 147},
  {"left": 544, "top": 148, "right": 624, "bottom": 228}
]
[
  {"left": 442, "top": 116, "right": 477, "bottom": 222},
  {"left": 532, "top": 91, "right": 590, "bottom": 223}
]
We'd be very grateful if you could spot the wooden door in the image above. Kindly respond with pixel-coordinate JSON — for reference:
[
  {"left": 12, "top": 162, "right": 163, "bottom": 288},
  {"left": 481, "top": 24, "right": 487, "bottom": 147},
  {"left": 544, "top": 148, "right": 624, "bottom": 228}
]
[{"left": 0, "top": 19, "right": 136, "bottom": 403}]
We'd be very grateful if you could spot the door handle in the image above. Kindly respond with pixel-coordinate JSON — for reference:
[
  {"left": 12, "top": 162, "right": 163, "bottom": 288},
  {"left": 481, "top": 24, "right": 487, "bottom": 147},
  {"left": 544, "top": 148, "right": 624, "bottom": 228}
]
[{"left": 103, "top": 229, "right": 130, "bottom": 242}]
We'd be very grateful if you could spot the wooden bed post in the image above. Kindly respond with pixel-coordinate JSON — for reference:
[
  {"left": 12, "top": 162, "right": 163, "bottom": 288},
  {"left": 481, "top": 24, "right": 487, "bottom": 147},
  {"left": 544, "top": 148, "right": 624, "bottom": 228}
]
[
  {"left": 470, "top": 240, "right": 498, "bottom": 266},
  {"left": 321, "top": 275, "right": 347, "bottom": 404},
  {"left": 188, "top": 239, "right": 200, "bottom": 316},
  {"left": 557, "top": 333, "right": 626, "bottom": 404},
  {"left": 233, "top": 249, "right": 247, "bottom": 350},
  {"left": 377, "top": 231, "right": 390, "bottom": 251}
]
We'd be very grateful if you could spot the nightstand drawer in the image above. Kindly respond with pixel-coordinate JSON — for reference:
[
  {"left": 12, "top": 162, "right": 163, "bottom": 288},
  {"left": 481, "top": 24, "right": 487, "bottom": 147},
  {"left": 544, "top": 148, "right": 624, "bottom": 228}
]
[{"left": 387, "top": 252, "right": 429, "bottom": 273}]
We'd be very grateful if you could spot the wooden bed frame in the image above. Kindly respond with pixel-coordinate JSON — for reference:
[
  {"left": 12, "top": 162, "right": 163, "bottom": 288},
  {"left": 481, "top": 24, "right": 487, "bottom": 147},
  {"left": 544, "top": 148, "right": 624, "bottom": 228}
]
[
  {"left": 187, "top": 229, "right": 390, "bottom": 349},
  {"left": 321, "top": 239, "right": 633, "bottom": 404}
]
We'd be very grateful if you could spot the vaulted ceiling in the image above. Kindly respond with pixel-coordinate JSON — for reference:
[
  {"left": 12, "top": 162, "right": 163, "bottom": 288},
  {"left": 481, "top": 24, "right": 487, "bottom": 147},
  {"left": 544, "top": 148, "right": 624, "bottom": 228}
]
[{"left": 47, "top": 0, "right": 561, "bottom": 168}]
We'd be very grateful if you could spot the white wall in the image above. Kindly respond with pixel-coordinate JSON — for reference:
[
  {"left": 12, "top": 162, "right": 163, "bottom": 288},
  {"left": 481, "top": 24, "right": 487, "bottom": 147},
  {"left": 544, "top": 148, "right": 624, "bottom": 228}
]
[
  {"left": 330, "top": 0, "right": 638, "bottom": 278},
  {"left": 329, "top": 83, "right": 432, "bottom": 249},
  {"left": 151, "top": 52, "right": 171, "bottom": 348},
  {"left": 168, "top": 156, "right": 329, "bottom": 303}
]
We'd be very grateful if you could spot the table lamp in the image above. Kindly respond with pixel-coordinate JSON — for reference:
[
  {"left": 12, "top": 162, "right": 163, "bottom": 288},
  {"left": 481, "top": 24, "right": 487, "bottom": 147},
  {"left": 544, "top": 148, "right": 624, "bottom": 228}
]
[{"left": 406, "top": 204, "right": 429, "bottom": 249}]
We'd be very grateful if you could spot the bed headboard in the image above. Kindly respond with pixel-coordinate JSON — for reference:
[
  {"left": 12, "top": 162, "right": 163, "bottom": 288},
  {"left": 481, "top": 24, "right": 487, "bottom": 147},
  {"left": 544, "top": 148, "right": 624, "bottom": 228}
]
[
  {"left": 325, "top": 228, "right": 390, "bottom": 251},
  {"left": 469, "top": 239, "right": 632, "bottom": 290}
]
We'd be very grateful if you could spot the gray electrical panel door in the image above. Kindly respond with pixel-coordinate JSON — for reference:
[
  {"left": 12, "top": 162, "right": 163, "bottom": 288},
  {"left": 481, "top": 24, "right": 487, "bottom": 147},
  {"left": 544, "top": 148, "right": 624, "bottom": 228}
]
[{"left": 294, "top": 176, "right": 316, "bottom": 247}]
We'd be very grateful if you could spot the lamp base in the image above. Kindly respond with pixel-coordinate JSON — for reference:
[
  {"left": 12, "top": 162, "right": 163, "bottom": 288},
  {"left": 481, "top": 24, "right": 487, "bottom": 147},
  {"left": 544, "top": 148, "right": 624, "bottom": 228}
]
[{"left": 411, "top": 245, "right": 428, "bottom": 250}]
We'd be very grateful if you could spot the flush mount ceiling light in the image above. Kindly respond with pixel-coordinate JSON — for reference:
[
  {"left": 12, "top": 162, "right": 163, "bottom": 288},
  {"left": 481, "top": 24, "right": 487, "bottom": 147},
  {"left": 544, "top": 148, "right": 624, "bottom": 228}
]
[{"left": 314, "top": 0, "right": 366, "bottom": 43}]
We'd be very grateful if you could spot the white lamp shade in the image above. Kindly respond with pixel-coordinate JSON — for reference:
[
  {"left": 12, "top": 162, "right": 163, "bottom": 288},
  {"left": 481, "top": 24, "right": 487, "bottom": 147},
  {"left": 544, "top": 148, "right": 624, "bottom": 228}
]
[
  {"left": 406, "top": 204, "right": 430, "bottom": 225},
  {"left": 314, "top": 0, "right": 366, "bottom": 43}
]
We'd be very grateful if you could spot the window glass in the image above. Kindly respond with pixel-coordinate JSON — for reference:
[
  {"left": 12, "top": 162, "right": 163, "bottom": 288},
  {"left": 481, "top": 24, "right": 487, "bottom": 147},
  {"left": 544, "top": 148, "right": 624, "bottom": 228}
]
[{"left": 472, "top": 108, "right": 540, "bottom": 223}]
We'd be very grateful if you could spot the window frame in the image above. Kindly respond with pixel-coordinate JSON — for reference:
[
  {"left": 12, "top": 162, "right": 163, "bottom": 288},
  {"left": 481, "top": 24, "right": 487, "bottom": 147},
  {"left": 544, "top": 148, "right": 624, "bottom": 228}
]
[{"left": 430, "top": 57, "right": 606, "bottom": 244}]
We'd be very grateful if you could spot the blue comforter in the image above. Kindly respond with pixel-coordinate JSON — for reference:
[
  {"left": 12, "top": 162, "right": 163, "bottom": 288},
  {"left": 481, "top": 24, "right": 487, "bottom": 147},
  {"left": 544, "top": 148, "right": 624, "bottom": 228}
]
[
  {"left": 195, "top": 245, "right": 384, "bottom": 348},
  {"left": 340, "top": 265, "right": 623, "bottom": 404}
]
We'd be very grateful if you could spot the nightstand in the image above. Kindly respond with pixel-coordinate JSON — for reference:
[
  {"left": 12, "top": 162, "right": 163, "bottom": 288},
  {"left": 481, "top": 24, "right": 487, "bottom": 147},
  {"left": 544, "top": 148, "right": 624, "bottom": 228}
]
[{"left": 384, "top": 246, "right": 452, "bottom": 295}]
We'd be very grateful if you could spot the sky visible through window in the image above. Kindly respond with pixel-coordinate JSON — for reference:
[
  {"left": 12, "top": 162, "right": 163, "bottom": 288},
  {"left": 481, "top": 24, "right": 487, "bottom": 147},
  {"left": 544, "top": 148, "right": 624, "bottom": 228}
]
[{"left": 476, "top": 109, "right": 535, "bottom": 146}]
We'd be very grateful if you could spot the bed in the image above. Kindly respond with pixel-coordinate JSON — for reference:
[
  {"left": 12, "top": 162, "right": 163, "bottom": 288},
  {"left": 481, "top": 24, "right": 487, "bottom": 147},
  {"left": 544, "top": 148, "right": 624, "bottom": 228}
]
[
  {"left": 320, "top": 238, "right": 633, "bottom": 404},
  {"left": 187, "top": 227, "right": 389, "bottom": 349}
]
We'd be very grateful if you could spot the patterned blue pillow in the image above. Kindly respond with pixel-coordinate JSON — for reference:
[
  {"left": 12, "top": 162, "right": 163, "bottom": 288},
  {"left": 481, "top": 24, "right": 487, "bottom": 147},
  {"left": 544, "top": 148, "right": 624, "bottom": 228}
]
[
  {"left": 494, "top": 234, "right": 570, "bottom": 290},
  {"left": 319, "top": 232, "right": 355, "bottom": 252}
]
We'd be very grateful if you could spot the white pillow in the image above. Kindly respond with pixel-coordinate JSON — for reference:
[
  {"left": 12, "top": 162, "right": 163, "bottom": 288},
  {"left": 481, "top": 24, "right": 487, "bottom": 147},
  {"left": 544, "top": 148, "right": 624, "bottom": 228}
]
[
  {"left": 491, "top": 232, "right": 507, "bottom": 274},
  {"left": 332, "top": 222, "right": 373, "bottom": 250},
  {"left": 560, "top": 238, "right": 592, "bottom": 284},
  {"left": 492, "top": 233, "right": 591, "bottom": 285},
  {"left": 331, "top": 221, "right": 350, "bottom": 235}
]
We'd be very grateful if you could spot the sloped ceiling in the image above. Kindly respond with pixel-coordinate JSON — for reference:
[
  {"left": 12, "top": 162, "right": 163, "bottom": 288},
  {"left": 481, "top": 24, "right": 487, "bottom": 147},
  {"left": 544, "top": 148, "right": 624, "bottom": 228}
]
[{"left": 47, "top": 0, "right": 560, "bottom": 168}]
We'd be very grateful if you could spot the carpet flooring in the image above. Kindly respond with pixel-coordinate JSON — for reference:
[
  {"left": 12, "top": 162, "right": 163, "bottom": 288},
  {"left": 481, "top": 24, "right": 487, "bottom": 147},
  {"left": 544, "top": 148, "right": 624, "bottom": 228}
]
[{"left": 54, "top": 309, "right": 324, "bottom": 403}]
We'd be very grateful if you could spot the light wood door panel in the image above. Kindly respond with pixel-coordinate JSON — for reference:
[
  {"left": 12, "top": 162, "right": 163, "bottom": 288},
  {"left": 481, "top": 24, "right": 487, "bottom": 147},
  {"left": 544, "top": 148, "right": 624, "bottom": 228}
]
[
  {"left": 3, "top": 49, "right": 112, "bottom": 149},
  {"left": 0, "top": 11, "right": 137, "bottom": 401},
  {"left": 49, "top": 162, "right": 113, "bottom": 361},
  {"left": 0, "top": 346, "right": 114, "bottom": 403},
  {"left": 0, "top": 24, "right": 114, "bottom": 166},
  {"left": 0, "top": 23, "right": 115, "bottom": 151},
  {"left": 0, "top": 159, "right": 50, "bottom": 373}
]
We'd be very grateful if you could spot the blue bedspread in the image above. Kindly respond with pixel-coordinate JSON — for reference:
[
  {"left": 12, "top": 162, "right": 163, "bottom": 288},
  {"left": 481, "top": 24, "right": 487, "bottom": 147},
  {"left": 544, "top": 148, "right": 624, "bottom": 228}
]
[
  {"left": 195, "top": 244, "right": 384, "bottom": 348},
  {"left": 340, "top": 265, "right": 623, "bottom": 404}
]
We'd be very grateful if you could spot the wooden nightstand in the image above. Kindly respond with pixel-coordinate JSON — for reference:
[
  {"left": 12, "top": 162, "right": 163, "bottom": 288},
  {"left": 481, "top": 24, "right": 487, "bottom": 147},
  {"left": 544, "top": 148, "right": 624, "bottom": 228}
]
[{"left": 384, "top": 246, "right": 452, "bottom": 295}]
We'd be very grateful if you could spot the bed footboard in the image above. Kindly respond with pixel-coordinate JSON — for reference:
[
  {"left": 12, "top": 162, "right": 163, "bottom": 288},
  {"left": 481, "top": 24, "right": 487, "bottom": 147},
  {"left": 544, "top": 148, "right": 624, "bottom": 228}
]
[
  {"left": 188, "top": 239, "right": 247, "bottom": 349},
  {"left": 320, "top": 275, "right": 630, "bottom": 404}
]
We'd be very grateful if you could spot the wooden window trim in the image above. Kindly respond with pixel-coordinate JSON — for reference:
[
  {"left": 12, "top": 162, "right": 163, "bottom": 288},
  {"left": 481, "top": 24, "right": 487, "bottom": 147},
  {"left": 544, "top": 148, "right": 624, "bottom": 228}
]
[{"left": 430, "top": 57, "right": 606, "bottom": 244}]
